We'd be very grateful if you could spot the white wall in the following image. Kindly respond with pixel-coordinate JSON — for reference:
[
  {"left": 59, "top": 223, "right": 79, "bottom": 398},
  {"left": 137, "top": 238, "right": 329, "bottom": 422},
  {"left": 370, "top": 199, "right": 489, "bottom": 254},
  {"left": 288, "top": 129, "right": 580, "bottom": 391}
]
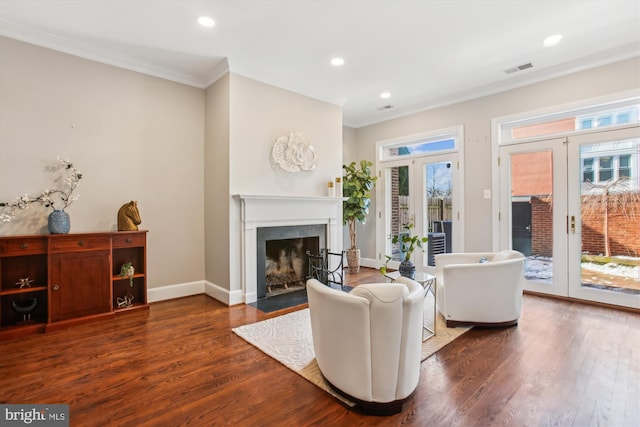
[
  {"left": 0, "top": 37, "right": 206, "bottom": 289},
  {"left": 348, "top": 57, "right": 640, "bottom": 259},
  {"left": 227, "top": 74, "right": 343, "bottom": 301}
]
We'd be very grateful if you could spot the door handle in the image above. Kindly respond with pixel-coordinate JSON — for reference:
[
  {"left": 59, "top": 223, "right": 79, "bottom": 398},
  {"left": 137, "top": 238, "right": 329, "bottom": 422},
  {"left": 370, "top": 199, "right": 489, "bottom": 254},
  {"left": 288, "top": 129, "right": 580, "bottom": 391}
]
[
  {"left": 570, "top": 215, "right": 576, "bottom": 233},
  {"left": 53, "top": 284, "right": 60, "bottom": 291}
]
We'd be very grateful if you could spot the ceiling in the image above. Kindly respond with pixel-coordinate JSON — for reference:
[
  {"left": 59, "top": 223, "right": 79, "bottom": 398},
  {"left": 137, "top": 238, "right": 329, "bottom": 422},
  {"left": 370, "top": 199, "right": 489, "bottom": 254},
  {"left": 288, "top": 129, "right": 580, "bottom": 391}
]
[{"left": 1, "top": 0, "right": 639, "bottom": 128}]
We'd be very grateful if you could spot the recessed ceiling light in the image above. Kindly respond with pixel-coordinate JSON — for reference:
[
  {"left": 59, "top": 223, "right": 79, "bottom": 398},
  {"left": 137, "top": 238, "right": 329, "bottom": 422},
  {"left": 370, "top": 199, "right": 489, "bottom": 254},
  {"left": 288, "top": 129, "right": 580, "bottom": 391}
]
[
  {"left": 198, "top": 16, "right": 215, "bottom": 28},
  {"left": 380, "top": 92, "right": 391, "bottom": 99},
  {"left": 330, "top": 57, "right": 344, "bottom": 67},
  {"left": 543, "top": 34, "right": 562, "bottom": 47}
]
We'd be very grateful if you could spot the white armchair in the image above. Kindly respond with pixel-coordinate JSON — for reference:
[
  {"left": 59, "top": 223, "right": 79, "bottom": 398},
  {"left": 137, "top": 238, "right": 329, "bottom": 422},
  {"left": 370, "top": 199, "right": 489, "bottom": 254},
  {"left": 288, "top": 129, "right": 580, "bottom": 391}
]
[
  {"left": 306, "top": 277, "right": 424, "bottom": 415},
  {"left": 435, "top": 250, "right": 525, "bottom": 327}
]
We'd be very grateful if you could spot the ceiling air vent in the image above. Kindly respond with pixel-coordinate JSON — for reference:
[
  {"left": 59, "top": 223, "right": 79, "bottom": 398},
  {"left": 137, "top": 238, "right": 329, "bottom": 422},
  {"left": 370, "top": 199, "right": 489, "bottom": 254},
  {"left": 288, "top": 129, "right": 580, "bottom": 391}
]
[
  {"left": 377, "top": 105, "right": 394, "bottom": 111},
  {"left": 504, "top": 62, "right": 533, "bottom": 75}
]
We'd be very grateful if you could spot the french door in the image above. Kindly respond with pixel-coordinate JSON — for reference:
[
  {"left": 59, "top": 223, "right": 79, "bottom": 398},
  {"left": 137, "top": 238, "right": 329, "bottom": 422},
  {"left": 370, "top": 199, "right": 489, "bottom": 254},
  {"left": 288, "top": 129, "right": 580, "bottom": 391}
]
[
  {"left": 499, "top": 126, "right": 640, "bottom": 309},
  {"left": 377, "top": 152, "right": 462, "bottom": 272}
]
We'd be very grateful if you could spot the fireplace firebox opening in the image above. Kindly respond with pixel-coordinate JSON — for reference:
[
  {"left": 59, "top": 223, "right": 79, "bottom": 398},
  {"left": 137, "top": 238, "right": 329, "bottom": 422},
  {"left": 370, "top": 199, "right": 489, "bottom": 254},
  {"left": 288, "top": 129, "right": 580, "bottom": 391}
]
[{"left": 257, "top": 224, "right": 326, "bottom": 299}]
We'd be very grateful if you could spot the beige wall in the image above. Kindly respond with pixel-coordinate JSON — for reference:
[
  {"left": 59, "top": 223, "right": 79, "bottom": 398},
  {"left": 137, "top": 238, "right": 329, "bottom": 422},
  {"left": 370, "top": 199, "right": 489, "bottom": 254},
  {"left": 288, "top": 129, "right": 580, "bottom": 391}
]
[
  {"left": 348, "top": 57, "right": 640, "bottom": 258},
  {"left": 204, "top": 73, "right": 231, "bottom": 290},
  {"left": 228, "top": 74, "right": 343, "bottom": 196},
  {"left": 0, "top": 37, "right": 344, "bottom": 302},
  {"left": 0, "top": 37, "right": 206, "bottom": 289},
  {"left": 227, "top": 74, "right": 343, "bottom": 301}
]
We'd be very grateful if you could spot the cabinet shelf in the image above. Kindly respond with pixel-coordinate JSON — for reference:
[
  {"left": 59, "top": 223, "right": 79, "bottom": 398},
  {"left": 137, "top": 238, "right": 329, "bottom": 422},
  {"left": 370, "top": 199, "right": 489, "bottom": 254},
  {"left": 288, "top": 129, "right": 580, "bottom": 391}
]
[
  {"left": 0, "top": 286, "right": 48, "bottom": 296},
  {"left": 114, "top": 302, "right": 148, "bottom": 313},
  {"left": 0, "top": 231, "right": 148, "bottom": 340},
  {"left": 112, "top": 273, "right": 145, "bottom": 283}
]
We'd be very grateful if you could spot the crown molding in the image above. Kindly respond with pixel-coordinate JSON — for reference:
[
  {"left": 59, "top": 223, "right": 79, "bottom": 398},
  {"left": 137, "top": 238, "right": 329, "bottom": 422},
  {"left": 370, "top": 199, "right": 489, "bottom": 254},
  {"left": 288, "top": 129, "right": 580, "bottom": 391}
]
[
  {"left": 203, "top": 58, "right": 230, "bottom": 88},
  {"left": 0, "top": 19, "right": 209, "bottom": 88},
  {"left": 346, "top": 44, "right": 640, "bottom": 128}
]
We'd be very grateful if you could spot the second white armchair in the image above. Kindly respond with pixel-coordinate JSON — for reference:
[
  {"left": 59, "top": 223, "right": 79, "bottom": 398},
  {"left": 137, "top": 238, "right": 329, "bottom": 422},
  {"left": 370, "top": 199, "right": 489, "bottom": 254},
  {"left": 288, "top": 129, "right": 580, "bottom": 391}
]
[{"left": 435, "top": 250, "right": 525, "bottom": 327}]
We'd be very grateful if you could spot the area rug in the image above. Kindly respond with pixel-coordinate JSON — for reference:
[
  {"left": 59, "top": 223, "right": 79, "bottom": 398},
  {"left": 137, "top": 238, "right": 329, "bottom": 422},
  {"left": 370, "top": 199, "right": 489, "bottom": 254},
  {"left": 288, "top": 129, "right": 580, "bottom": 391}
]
[{"left": 232, "top": 292, "right": 471, "bottom": 404}]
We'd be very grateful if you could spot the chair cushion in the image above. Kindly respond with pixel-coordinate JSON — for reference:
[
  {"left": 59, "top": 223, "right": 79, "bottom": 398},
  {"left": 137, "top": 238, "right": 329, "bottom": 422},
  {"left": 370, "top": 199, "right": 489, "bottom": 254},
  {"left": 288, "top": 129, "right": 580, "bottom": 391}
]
[
  {"left": 350, "top": 282, "right": 408, "bottom": 303},
  {"left": 492, "top": 250, "right": 520, "bottom": 262}
]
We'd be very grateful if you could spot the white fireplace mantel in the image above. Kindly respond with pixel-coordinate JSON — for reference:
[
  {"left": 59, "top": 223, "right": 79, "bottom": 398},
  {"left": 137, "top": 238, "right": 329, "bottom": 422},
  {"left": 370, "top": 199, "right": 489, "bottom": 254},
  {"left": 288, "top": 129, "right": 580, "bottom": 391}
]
[{"left": 235, "top": 194, "right": 343, "bottom": 303}]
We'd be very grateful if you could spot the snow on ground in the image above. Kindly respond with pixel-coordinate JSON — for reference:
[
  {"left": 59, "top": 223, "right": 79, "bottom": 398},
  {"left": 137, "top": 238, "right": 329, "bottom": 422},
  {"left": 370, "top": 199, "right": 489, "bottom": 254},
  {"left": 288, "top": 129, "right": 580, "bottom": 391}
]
[
  {"left": 582, "top": 261, "right": 640, "bottom": 279},
  {"left": 524, "top": 256, "right": 553, "bottom": 282},
  {"left": 525, "top": 255, "right": 640, "bottom": 283}
]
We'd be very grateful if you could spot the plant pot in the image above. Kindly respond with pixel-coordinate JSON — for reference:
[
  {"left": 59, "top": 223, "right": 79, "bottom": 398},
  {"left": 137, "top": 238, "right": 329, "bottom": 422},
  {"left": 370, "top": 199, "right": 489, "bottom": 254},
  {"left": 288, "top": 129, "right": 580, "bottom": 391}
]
[
  {"left": 399, "top": 259, "right": 416, "bottom": 279},
  {"left": 346, "top": 248, "right": 361, "bottom": 274},
  {"left": 48, "top": 210, "right": 70, "bottom": 234}
]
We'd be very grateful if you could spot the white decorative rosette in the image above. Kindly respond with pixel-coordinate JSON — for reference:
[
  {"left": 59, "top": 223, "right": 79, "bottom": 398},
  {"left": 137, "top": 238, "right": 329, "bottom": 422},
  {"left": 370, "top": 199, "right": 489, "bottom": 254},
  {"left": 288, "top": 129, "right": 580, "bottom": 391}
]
[{"left": 272, "top": 132, "right": 317, "bottom": 172}]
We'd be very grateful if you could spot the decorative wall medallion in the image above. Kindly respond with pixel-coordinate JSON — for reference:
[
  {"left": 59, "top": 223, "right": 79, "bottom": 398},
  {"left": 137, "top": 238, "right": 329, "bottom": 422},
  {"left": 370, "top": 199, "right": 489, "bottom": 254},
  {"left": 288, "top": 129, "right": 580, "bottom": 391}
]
[{"left": 272, "top": 132, "right": 317, "bottom": 172}]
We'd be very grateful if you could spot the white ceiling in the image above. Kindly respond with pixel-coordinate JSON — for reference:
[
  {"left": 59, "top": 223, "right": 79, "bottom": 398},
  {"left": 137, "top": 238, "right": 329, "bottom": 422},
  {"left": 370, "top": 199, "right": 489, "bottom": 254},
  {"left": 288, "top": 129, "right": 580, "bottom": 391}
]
[{"left": 1, "top": 0, "right": 639, "bottom": 128}]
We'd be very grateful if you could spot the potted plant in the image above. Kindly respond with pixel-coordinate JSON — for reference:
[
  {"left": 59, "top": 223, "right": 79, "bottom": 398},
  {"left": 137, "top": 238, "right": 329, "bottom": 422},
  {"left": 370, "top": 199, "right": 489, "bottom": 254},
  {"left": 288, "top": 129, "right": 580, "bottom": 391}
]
[
  {"left": 120, "top": 262, "right": 135, "bottom": 287},
  {"left": 342, "top": 160, "right": 377, "bottom": 273},
  {"left": 380, "top": 223, "right": 428, "bottom": 279}
]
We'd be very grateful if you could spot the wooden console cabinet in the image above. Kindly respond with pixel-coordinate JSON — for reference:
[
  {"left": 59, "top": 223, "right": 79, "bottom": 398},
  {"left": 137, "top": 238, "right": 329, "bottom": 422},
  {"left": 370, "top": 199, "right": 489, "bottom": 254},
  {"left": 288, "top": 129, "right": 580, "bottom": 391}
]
[{"left": 0, "top": 231, "right": 148, "bottom": 340}]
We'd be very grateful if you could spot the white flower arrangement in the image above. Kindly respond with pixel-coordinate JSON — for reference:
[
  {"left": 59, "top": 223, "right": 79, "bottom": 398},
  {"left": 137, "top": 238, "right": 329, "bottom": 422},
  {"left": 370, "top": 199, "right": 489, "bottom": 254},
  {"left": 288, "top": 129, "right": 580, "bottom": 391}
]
[{"left": 0, "top": 158, "right": 82, "bottom": 222}]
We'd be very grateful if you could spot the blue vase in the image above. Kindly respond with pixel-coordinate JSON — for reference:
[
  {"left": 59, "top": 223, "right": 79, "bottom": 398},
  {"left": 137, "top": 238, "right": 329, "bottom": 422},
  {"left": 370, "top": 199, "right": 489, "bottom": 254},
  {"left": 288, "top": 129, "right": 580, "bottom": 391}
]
[
  {"left": 48, "top": 210, "right": 70, "bottom": 234},
  {"left": 398, "top": 259, "right": 416, "bottom": 279}
]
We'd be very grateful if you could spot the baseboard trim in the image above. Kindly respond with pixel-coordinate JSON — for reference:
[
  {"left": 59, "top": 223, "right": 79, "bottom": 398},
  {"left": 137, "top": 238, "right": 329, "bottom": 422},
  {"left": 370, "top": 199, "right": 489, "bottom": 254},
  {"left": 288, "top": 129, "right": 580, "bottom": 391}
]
[
  {"left": 344, "top": 257, "right": 378, "bottom": 269},
  {"left": 204, "top": 281, "right": 244, "bottom": 306},
  {"left": 147, "top": 281, "right": 205, "bottom": 303},
  {"left": 147, "top": 281, "right": 242, "bottom": 307}
]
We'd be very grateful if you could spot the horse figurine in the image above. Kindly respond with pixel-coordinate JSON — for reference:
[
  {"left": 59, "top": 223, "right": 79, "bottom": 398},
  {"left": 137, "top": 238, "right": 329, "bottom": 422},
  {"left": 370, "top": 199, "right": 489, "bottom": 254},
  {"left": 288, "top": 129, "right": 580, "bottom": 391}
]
[{"left": 118, "top": 201, "right": 141, "bottom": 231}]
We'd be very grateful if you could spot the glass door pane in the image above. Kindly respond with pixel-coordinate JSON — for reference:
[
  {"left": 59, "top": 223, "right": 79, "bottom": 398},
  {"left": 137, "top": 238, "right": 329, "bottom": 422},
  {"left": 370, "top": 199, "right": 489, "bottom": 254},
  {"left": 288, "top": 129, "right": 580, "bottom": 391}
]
[
  {"left": 380, "top": 162, "right": 414, "bottom": 270},
  {"left": 568, "top": 128, "right": 640, "bottom": 309},
  {"left": 499, "top": 139, "right": 568, "bottom": 297},
  {"left": 422, "top": 159, "right": 454, "bottom": 268},
  {"left": 390, "top": 164, "right": 411, "bottom": 262},
  {"left": 378, "top": 152, "right": 462, "bottom": 273}
]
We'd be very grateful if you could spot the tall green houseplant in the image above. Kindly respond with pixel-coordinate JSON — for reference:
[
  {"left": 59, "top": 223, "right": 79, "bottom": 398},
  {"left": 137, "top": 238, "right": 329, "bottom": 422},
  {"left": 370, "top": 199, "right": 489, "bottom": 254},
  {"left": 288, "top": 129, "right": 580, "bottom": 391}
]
[{"left": 343, "top": 160, "right": 377, "bottom": 273}]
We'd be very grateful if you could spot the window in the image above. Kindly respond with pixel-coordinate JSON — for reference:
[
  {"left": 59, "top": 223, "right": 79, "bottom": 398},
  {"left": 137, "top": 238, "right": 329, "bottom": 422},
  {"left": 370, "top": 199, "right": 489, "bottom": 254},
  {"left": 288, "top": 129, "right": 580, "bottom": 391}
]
[
  {"left": 581, "top": 119, "right": 593, "bottom": 129},
  {"left": 619, "top": 155, "right": 631, "bottom": 178},
  {"left": 597, "top": 116, "right": 613, "bottom": 127},
  {"left": 598, "top": 156, "right": 613, "bottom": 181},
  {"left": 498, "top": 97, "right": 640, "bottom": 144},
  {"left": 617, "top": 112, "right": 630, "bottom": 124},
  {"left": 581, "top": 152, "right": 637, "bottom": 185},
  {"left": 583, "top": 158, "right": 594, "bottom": 182},
  {"left": 577, "top": 110, "right": 632, "bottom": 130},
  {"left": 379, "top": 128, "right": 458, "bottom": 161}
]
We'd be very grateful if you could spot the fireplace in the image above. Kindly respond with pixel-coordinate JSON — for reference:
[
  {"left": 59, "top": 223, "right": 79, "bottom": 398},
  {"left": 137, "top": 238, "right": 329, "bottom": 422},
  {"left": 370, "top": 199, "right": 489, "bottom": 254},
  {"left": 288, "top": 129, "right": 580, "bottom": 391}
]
[
  {"left": 236, "top": 195, "right": 343, "bottom": 304},
  {"left": 257, "top": 224, "right": 326, "bottom": 298}
]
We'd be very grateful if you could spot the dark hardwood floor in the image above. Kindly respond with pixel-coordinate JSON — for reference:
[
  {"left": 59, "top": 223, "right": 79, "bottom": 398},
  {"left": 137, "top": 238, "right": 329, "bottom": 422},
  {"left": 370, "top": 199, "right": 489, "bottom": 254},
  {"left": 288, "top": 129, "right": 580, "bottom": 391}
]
[{"left": 1, "top": 268, "right": 638, "bottom": 426}]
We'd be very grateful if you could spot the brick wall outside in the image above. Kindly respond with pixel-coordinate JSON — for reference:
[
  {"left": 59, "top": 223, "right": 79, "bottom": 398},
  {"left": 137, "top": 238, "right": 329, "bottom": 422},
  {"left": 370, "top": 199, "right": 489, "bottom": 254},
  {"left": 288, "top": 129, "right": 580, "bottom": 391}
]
[
  {"left": 530, "top": 197, "right": 640, "bottom": 257},
  {"left": 581, "top": 198, "right": 640, "bottom": 256},
  {"left": 531, "top": 197, "right": 554, "bottom": 257}
]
